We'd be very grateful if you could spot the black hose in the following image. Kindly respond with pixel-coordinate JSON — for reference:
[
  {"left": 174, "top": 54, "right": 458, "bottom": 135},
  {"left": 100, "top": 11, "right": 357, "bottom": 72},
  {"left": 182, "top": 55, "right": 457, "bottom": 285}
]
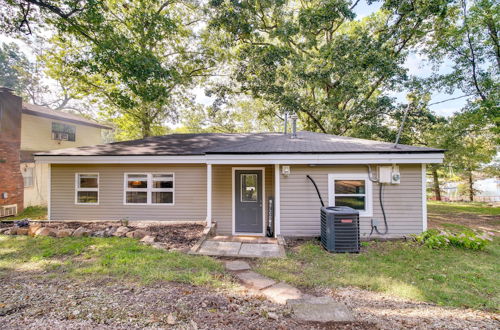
[
  {"left": 372, "top": 183, "right": 389, "bottom": 235},
  {"left": 306, "top": 175, "right": 325, "bottom": 207}
]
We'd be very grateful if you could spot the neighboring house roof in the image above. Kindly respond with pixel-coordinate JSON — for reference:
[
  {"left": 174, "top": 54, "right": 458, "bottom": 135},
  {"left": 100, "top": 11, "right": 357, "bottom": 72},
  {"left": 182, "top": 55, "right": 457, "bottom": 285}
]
[
  {"left": 35, "top": 131, "right": 443, "bottom": 156},
  {"left": 22, "top": 103, "right": 112, "bottom": 130}
]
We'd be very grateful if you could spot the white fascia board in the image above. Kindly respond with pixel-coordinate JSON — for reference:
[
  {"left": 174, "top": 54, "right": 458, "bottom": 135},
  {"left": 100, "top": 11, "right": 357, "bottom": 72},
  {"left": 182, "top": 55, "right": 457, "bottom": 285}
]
[
  {"left": 34, "top": 155, "right": 206, "bottom": 164},
  {"left": 35, "top": 152, "right": 444, "bottom": 165},
  {"left": 206, "top": 153, "right": 444, "bottom": 164}
]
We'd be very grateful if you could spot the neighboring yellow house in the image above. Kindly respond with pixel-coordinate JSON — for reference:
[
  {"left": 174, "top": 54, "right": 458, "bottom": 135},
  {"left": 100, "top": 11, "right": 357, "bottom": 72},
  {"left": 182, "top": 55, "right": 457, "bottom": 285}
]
[{"left": 20, "top": 103, "right": 112, "bottom": 207}]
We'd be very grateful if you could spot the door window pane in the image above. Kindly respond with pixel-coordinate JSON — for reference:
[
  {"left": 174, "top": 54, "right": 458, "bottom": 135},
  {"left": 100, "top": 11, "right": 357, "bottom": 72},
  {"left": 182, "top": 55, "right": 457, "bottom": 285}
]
[
  {"left": 335, "top": 196, "right": 365, "bottom": 210},
  {"left": 152, "top": 192, "right": 173, "bottom": 204},
  {"left": 126, "top": 191, "right": 147, "bottom": 204},
  {"left": 335, "top": 180, "right": 365, "bottom": 194},
  {"left": 241, "top": 174, "right": 257, "bottom": 202}
]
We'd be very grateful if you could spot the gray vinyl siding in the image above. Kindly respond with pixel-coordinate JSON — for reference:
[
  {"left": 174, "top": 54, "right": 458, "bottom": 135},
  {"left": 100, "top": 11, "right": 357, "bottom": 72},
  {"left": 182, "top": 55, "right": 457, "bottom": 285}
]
[
  {"left": 50, "top": 164, "right": 207, "bottom": 221},
  {"left": 280, "top": 164, "right": 424, "bottom": 238},
  {"left": 213, "top": 165, "right": 274, "bottom": 235}
]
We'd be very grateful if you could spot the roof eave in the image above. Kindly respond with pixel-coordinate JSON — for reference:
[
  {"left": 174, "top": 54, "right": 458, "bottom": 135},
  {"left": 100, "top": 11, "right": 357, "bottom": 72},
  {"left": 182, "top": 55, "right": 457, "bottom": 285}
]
[{"left": 22, "top": 108, "right": 112, "bottom": 130}]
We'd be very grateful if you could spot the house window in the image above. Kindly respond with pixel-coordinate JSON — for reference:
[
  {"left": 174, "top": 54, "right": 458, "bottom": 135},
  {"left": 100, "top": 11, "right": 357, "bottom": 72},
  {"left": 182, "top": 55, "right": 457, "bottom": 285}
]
[
  {"left": 328, "top": 174, "right": 372, "bottom": 217},
  {"left": 75, "top": 173, "right": 99, "bottom": 204},
  {"left": 23, "top": 167, "right": 34, "bottom": 188},
  {"left": 52, "top": 122, "right": 76, "bottom": 141},
  {"left": 124, "top": 173, "right": 174, "bottom": 205}
]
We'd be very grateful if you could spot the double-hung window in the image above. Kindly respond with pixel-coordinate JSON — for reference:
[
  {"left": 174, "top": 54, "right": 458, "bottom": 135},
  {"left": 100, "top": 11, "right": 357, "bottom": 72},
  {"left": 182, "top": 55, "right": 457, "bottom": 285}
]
[
  {"left": 75, "top": 173, "right": 99, "bottom": 204},
  {"left": 23, "top": 167, "right": 34, "bottom": 188},
  {"left": 328, "top": 174, "right": 372, "bottom": 217},
  {"left": 124, "top": 173, "right": 174, "bottom": 205}
]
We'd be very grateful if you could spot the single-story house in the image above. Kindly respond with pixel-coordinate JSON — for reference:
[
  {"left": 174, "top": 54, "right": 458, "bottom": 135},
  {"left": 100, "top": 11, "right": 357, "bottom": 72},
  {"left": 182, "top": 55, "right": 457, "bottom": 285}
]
[{"left": 34, "top": 131, "right": 444, "bottom": 238}]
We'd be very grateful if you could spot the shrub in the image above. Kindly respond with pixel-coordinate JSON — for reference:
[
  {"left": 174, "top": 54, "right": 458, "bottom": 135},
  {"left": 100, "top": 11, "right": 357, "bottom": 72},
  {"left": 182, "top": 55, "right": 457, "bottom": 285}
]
[{"left": 415, "top": 229, "right": 493, "bottom": 250}]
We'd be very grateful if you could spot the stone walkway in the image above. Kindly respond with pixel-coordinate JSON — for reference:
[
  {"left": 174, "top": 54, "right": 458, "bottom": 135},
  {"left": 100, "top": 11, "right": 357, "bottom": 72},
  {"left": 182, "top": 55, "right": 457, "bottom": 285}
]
[
  {"left": 225, "top": 260, "right": 355, "bottom": 323},
  {"left": 195, "top": 236, "right": 285, "bottom": 258}
]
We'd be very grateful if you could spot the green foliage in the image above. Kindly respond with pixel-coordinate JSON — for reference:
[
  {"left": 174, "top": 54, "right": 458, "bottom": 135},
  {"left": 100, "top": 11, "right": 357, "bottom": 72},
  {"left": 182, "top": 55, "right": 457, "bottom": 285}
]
[
  {"left": 0, "top": 42, "right": 30, "bottom": 95},
  {"left": 207, "top": 0, "right": 451, "bottom": 137},
  {"left": 0, "top": 235, "right": 226, "bottom": 286},
  {"left": 415, "top": 229, "right": 492, "bottom": 250}
]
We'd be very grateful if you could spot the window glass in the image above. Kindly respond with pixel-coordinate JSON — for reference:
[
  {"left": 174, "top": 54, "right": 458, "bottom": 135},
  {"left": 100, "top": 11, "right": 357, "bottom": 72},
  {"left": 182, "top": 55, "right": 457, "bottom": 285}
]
[
  {"left": 334, "top": 180, "right": 365, "bottom": 194},
  {"left": 126, "top": 191, "right": 147, "bottom": 204},
  {"left": 152, "top": 192, "right": 173, "bottom": 204},
  {"left": 79, "top": 175, "right": 98, "bottom": 188},
  {"left": 23, "top": 167, "right": 34, "bottom": 188},
  {"left": 335, "top": 196, "right": 365, "bottom": 210},
  {"left": 77, "top": 191, "right": 98, "bottom": 203},
  {"left": 152, "top": 174, "right": 173, "bottom": 189},
  {"left": 127, "top": 174, "right": 148, "bottom": 188},
  {"left": 52, "top": 122, "right": 76, "bottom": 141},
  {"left": 241, "top": 174, "right": 257, "bottom": 202}
]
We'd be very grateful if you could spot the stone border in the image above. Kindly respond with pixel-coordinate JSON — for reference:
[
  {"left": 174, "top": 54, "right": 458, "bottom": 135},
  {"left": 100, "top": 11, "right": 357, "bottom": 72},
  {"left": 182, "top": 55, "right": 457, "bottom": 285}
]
[{"left": 188, "top": 221, "right": 217, "bottom": 255}]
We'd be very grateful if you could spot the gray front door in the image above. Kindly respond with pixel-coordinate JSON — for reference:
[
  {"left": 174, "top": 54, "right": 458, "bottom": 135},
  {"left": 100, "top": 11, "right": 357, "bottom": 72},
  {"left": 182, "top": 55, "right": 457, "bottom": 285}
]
[{"left": 235, "top": 170, "right": 263, "bottom": 234}]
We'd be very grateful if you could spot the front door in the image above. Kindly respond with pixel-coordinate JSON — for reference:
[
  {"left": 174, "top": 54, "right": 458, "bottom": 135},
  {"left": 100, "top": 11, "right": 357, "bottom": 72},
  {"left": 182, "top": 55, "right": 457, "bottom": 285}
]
[{"left": 234, "top": 169, "right": 263, "bottom": 234}]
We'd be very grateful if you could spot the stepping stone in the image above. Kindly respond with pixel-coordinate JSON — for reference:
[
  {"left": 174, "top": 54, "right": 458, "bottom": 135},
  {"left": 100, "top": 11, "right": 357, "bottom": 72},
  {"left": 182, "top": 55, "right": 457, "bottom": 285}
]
[
  {"left": 261, "top": 282, "right": 304, "bottom": 304},
  {"left": 198, "top": 241, "right": 242, "bottom": 256},
  {"left": 239, "top": 243, "right": 282, "bottom": 257},
  {"left": 235, "top": 271, "right": 276, "bottom": 290},
  {"left": 287, "top": 296, "right": 355, "bottom": 322},
  {"left": 225, "top": 260, "right": 251, "bottom": 271}
]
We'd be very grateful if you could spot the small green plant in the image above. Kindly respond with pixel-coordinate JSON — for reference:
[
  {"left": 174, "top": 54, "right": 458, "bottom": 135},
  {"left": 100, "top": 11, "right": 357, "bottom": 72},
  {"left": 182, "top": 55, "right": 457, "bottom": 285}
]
[{"left": 415, "top": 229, "right": 493, "bottom": 250}]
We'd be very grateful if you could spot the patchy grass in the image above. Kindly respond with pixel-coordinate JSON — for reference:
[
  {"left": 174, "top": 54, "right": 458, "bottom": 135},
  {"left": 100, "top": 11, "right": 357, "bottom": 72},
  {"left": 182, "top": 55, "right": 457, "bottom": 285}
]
[
  {"left": 428, "top": 201, "right": 500, "bottom": 216},
  {"left": 0, "top": 235, "right": 226, "bottom": 287},
  {"left": 3, "top": 206, "right": 47, "bottom": 220},
  {"left": 256, "top": 202, "right": 500, "bottom": 311},
  {"left": 256, "top": 239, "right": 500, "bottom": 311}
]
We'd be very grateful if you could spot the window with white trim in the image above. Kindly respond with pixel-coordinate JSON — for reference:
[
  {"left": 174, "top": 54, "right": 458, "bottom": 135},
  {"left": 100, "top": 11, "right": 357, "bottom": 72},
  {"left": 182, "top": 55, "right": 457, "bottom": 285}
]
[
  {"left": 328, "top": 174, "right": 372, "bottom": 217},
  {"left": 75, "top": 173, "right": 99, "bottom": 204},
  {"left": 23, "top": 167, "right": 34, "bottom": 188},
  {"left": 124, "top": 173, "right": 174, "bottom": 205}
]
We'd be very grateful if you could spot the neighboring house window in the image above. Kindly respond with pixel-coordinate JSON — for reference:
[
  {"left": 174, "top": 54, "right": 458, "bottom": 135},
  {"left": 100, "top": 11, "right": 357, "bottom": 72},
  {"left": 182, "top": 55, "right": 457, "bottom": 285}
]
[
  {"left": 124, "top": 173, "right": 174, "bottom": 205},
  {"left": 23, "top": 167, "right": 34, "bottom": 188},
  {"left": 328, "top": 174, "right": 372, "bottom": 217},
  {"left": 75, "top": 173, "right": 99, "bottom": 204},
  {"left": 52, "top": 122, "right": 76, "bottom": 141}
]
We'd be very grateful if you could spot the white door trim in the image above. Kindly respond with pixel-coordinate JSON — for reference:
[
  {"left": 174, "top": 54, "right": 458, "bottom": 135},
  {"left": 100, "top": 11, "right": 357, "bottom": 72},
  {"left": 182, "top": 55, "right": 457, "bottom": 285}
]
[{"left": 232, "top": 167, "right": 266, "bottom": 236}]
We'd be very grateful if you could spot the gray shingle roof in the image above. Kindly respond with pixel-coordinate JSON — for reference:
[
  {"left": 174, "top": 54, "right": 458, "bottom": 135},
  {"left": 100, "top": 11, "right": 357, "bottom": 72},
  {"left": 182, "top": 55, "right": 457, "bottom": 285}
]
[
  {"left": 35, "top": 131, "right": 443, "bottom": 157},
  {"left": 22, "top": 103, "right": 112, "bottom": 130}
]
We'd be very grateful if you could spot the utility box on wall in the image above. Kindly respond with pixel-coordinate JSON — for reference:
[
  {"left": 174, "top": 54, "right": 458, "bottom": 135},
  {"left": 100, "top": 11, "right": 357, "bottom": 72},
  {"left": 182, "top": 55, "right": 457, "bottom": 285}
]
[{"left": 378, "top": 165, "right": 400, "bottom": 184}]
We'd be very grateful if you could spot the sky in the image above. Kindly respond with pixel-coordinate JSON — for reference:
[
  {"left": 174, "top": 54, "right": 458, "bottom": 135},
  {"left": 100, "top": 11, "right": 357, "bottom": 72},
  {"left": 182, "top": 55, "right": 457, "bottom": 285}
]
[{"left": 3, "top": 1, "right": 467, "bottom": 118}]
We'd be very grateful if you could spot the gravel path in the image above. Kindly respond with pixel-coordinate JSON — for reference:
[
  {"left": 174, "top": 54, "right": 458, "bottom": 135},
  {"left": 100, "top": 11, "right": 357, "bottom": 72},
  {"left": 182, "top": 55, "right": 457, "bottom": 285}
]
[{"left": 0, "top": 272, "right": 375, "bottom": 329}]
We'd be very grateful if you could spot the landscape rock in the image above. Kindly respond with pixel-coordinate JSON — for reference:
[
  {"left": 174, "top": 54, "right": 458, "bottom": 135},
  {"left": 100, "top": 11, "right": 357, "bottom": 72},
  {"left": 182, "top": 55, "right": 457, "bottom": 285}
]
[
  {"left": 35, "top": 227, "right": 56, "bottom": 237},
  {"left": 125, "top": 230, "right": 147, "bottom": 239},
  {"left": 140, "top": 235, "right": 157, "bottom": 244},
  {"left": 28, "top": 224, "right": 42, "bottom": 237},
  {"left": 72, "top": 227, "right": 91, "bottom": 237},
  {"left": 166, "top": 313, "right": 177, "bottom": 325},
  {"left": 287, "top": 296, "right": 355, "bottom": 322},
  {"left": 56, "top": 229, "right": 74, "bottom": 238},
  {"left": 113, "top": 226, "right": 130, "bottom": 237},
  {"left": 261, "top": 282, "right": 303, "bottom": 305},
  {"left": 267, "top": 312, "right": 279, "bottom": 320},
  {"left": 235, "top": 271, "right": 276, "bottom": 290},
  {"left": 16, "top": 228, "right": 29, "bottom": 235}
]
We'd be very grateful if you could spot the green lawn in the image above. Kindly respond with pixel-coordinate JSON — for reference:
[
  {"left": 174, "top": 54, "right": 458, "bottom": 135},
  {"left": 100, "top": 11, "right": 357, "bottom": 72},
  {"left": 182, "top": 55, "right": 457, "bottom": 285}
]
[
  {"left": 428, "top": 201, "right": 500, "bottom": 216},
  {"left": 3, "top": 206, "right": 48, "bottom": 220},
  {"left": 256, "top": 201, "right": 500, "bottom": 312},
  {"left": 0, "top": 235, "right": 226, "bottom": 287}
]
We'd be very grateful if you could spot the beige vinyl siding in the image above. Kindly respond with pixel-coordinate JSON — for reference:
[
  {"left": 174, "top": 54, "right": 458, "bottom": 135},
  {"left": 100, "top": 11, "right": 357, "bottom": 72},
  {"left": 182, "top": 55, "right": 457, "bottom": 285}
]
[
  {"left": 21, "top": 114, "right": 104, "bottom": 151},
  {"left": 213, "top": 165, "right": 274, "bottom": 235},
  {"left": 280, "top": 164, "right": 424, "bottom": 238},
  {"left": 51, "top": 164, "right": 206, "bottom": 221}
]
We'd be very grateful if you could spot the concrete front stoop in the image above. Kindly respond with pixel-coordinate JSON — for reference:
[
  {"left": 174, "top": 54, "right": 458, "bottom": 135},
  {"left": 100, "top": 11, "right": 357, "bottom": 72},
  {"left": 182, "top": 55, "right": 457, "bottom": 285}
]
[{"left": 224, "top": 260, "right": 355, "bottom": 323}]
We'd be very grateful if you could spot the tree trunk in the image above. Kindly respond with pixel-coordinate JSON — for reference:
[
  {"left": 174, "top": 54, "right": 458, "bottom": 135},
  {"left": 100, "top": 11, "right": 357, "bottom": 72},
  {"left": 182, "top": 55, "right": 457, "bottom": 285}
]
[
  {"left": 431, "top": 166, "right": 441, "bottom": 201},
  {"left": 141, "top": 120, "right": 152, "bottom": 138},
  {"left": 468, "top": 170, "right": 474, "bottom": 202}
]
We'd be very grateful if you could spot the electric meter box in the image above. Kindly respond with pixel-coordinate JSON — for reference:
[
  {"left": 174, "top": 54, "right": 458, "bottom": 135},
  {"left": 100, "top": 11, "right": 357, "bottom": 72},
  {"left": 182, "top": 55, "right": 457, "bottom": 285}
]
[{"left": 378, "top": 166, "right": 400, "bottom": 184}]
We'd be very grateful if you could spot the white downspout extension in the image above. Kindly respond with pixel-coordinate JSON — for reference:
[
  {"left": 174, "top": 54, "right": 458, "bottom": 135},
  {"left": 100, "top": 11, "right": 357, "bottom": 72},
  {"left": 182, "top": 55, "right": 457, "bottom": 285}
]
[
  {"left": 274, "top": 164, "right": 281, "bottom": 237},
  {"left": 206, "top": 164, "right": 212, "bottom": 226},
  {"left": 422, "top": 163, "right": 427, "bottom": 231},
  {"left": 47, "top": 163, "right": 51, "bottom": 221}
]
